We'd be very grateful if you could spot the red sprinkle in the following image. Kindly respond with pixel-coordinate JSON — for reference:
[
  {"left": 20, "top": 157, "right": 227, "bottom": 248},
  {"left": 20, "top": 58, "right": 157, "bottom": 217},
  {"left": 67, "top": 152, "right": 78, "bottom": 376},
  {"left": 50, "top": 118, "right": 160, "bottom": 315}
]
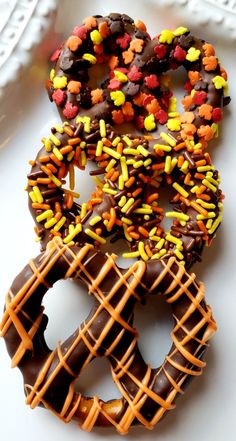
[
  {"left": 50, "top": 48, "right": 61, "bottom": 62},
  {"left": 108, "top": 78, "right": 122, "bottom": 90},
  {"left": 154, "top": 44, "right": 167, "bottom": 59},
  {"left": 184, "top": 80, "right": 193, "bottom": 94},
  {"left": 193, "top": 91, "right": 207, "bottom": 105},
  {"left": 135, "top": 115, "right": 144, "bottom": 130},
  {"left": 145, "top": 74, "right": 159, "bottom": 90},
  {"left": 116, "top": 33, "right": 132, "bottom": 49},
  {"left": 155, "top": 109, "right": 168, "bottom": 124},
  {"left": 143, "top": 94, "right": 155, "bottom": 107},
  {"left": 212, "top": 107, "right": 223, "bottom": 122},
  {"left": 72, "top": 25, "right": 87, "bottom": 39},
  {"left": 62, "top": 102, "right": 79, "bottom": 119},
  {"left": 127, "top": 65, "right": 143, "bottom": 82},
  {"left": 173, "top": 45, "right": 186, "bottom": 62},
  {"left": 52, "top": 89, "right": 66, "bottom": 106}
]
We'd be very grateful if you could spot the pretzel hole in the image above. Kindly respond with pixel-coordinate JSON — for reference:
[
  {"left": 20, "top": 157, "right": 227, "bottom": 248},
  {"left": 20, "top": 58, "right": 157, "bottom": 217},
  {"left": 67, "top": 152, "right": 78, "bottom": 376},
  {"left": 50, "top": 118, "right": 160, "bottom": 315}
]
[
  {"left": 87, "top": 63, "right": 110, "bottom": 91},
  {"left": 43, "top": 279, "right": 93, "bottom": 348},
  {"left": 134, "top": 294, "right": 172, "bottom": 367},
  {"left": 75, "top": 357, "right": 122, "bottom": 400}
]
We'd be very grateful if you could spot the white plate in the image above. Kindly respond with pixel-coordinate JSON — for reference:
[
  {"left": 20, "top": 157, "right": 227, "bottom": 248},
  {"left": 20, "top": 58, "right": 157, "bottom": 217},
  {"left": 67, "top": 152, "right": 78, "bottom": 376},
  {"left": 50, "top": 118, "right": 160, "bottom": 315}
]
[{"left": 0, "top": 1, "right": 236, "bottom": 440}]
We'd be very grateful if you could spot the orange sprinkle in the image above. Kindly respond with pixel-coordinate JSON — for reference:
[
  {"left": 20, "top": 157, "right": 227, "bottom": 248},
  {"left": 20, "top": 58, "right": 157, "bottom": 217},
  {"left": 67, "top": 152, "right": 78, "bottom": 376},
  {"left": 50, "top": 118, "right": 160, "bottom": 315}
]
[
  {"left": 110, "top": 170, "right": 119, "bottom": 182},
  {"left": 66, "top": 35, "right": 82, "bottom": 52},
  {"left": 112, "top": 109, "right": 124, "bottom": 125},
  {"left": 95, "top": 228, "right": 102, "bottom": 236},
  {"left": 74, "top": 146, "right": 81, "bottom": 162},
  {"left": 122, "top": 48, "right": 134, "bottom": 64},
  {"left": 98, "top": 160, "right": 109, "bottom": 168},
  {"left": 51, "top": 154, "right": 62, "bottom": 167},
  {"left": 147, "top": 193, "right": 159, "bottom": 204},
  {"left": 172, "top": 193, "right": 180, "bottom": 203},
  {"left": 50, "top": 230, "right": 61, "bottom": 237},
  {"left": 197, "top": 220, "right": 209, "bottom": 236},
  {"left": 203, "top": 56, "right": 218, "bottom": 72},
  {"left": 197, "top": 193, "right": 211, "bottom": 201},
  {"left": 138, "top": 173, "right": 149, "bottom": 183},
  {"left": 156, "top": 227, "right": 163, "bottom": 236},
  {"left": 57, "top": 164, "right": 67, "bottom": 179},
  {"left": 133, "top": 91, "right": 146, "bottom": 107},
  {"left": 184, "top": 172, "right": 191, "bottom": 185},
  {"left": 94, "top": 43, "right": 104, "bottom": 55},
  {"left": 102, "top": 212, "right": 110, "bottom": 220},
  {"left": 91, "top": 88, "right": 104, "bottom": 105},
  {"left": 117, "top": 142, "right": 123, "bottom": 156},
  {"left": 32, "top": 203, "right": 50, "bottom": 210},
  {"left": 68, "top": 137, "right": 81, "bottom": 146},
  {"left": 202, "top": 43, "right": 215, "bottom": 57},
  {"left": 129, "top": 231, "right": 140, "bottom": 240},
  {"left": 138, "top": 226, "right": 149, "bottom": 238},
  {"left": 166, "top": 175, "right": 172, "bottom": 185},
  {"left": 46, "top": 163, "right": 58, "bottom": 174},
  {"left": 41, "top": 165, "right": 52, "bottom": 176},
  {"left": 28, "top": 160, "right": 36, "bottom": 166},
  {"left": 152, "top": 162, "right": 165, "bottom": 170},
  {"left": 105, "top": 168, "right": 115, "bottom": 180},
  {"left": 135, "top": 20, "right": 147, "bottom": 32},
  {"left": 28, "top": 179, "right": 37, "bottom": 186},
  {"left": 90, "top": 198, "right": 103, "bottom": 206},
  {"left": 132, "top": 188, "right": 143, "bottom": 198},
  {"left": 67, "top": 80, "right": 81, "bottom": 94},
  {"left": 102, "top": 138, "right": 112, "bottom": 147},
  {"left": 107, "top": 207, "right": 116, "bottom": 232},
  {"left": 177, "top": 155, "right": 185, "bottom": 168},
  {"left": 151, "top": 206, "right": 164, "bottom": 214},
  {"left": 83, "top": 16, "right": 97, "bottom": 30},
  {"left": 190, "top": 201, "right": 208, "bottom": 217},
  {"left": 194, "top": 172, "right": 205, "bottom": 180},
  {"left": 198, "top": 104, "right": 213, "bottom": 120},
  {"left": 60, "top": 145, "right": 73, "bottom": 155},
  {"left": 146, "top": 98, "right": 160, "bottom": 114},
  {"left": 64, "top": 126, "right": 74, "bottom": 137},
  {"left": 108, "top": 55, "right": 118, "bottom": 70},
  {"left": 204, "top": 152, "right": 212, "bottom": 165},
  {"left": 130, "top": 38, "right": 144, "bottom": 53},
  {"left": 98, "top": 21, "right": 110, "bottom": 38},
  {"left": 125, "top": 176, "right": 136, "bottom": 188},
  {"left": 55, "top": 202, "right": 62, "bottom": 212},
  {"left": 37, "top": 178, "right": 51, "bottom": 185},
  {"left": 55, "top": 212, "right": 62, "bottom": 221},
  {"left": 188, "top": 70, "right": 200, "bottom": 85},
  {"left": 145, "top": 244, "right": 153, "bottom": 258},
  {"left": 196, "top": 185, "right": 206, "bottom": 195},
  {"left": 38, "top": 155, "right": 50, "bottom": 163},
  {"left": 181, "top": 95, "right": 193, "bottom": 110},
  {"left": 122, "top": 102, "right": 134, "bottom": 121},
  {"left": 179, "top": 196, "right": 190, "bottom": 206}
]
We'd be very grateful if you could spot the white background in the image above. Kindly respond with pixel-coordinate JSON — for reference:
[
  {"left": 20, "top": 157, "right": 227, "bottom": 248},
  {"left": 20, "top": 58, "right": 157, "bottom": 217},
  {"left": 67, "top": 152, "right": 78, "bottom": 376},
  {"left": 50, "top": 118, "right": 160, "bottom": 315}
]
[{"left": 0, "top": 1, "right": 236, "bottom": 440}]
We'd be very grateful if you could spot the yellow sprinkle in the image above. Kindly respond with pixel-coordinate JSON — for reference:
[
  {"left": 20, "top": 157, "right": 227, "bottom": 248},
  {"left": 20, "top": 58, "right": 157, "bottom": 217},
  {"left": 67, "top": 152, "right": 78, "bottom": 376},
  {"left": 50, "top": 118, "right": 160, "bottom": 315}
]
[
  {"left": 33, "top": 186, "right": 44, "bottom": 203},
  {"left": 112, "top": 136, "right": 121, "bottom": 146},
  {"left": 120, "top": 156, "right": 129, "bottom": 181},
  {"left": 190, "top": 185, "right": 199, "bottom": 194},
  {"left": 144, "top": 158, "right": 152, "bottom": 167},
  {"left": 36, "top": 210, "right": 53, "bottom": 222},
  {"left": 103, "top": 219, "right": 109, "bottom": 227},
  {"left": 99, "top": 120, "right": 106, "bottom": 138},
  {"left": 44, "top": 138, "right": 52, "bottom": 152},
  {"left": 119, "top": 196, "right": 127, "bottom": 208},
  {"left": 121, "top": 217, "right": 133, "bottom": 225},
  {"left": 173, "top": 26, "right": 188, "bottom": 36},
  {"left": 103, "top": 146, "right": 121, "bottom": 159},
  {"left": 80, "top": 141, "right": 86, "bottom": 148},
  {"left": 197, "top": 165, "right": 213, "bottom": 172},
  {"left": 81, "top": 151, "right": 87, "bottom": 166},
  {"left": 186, "top": 47, "right": 201, "bottom": 62},
  {"left": 29, "top": 191, "right": 37, "bottom": 203},
  {"left": 121, "top": 198, "right": 135, "bottom": 213},
  {"left": 196, "top": 199, "right": 216, "bottom": 209},
  {"left": 50, "top": 134, "right": 61, "bottom": 146},
  {"left": 156, "top": 238, "right": 165, "bottom": 250},
  {"left": 172, "top": 182, "right": 189, "bottom": 198},
  {"left": 206, "top": 219, "right": 213, "bottom": 229},
  {"left": 76, "top": 116, "right": 91, "bottom": 133},
  {"left": 211, "top": 122, "right": 219, "bottom": 137},
  {"left": 110, "top": 90, "right": 126, "bottom": 106},
  {"left": 168, "top": 97, "right": 177, "bottom": 112},
  {"left": 50, "top": 174, "right": 62, "bottom": 187},
  {"left": 90, "top": 29, "right": 103, "bottom": 44},
  {"left": 44, "top": 217, "right": 57, "bottom": 229},
  {"left": 176, "top": 243, "right": 183, "bottom": 251},
  {"left": 80, "top": 203, "right": 87, "bottom": 219},
  {"left": 67, "top": 151, "right": 75, "bottom": 161},
  {"left": 118, "top": 175, "right": 124, "bottom": 190},
  {"left": 166, "top": 211, "right": 189, "bottom": 221},
  {"left": 205, "top": 175, "right": 218, "bottom": 186},
  {"left": 123, "top": 251, "right": 140, "bottom": 258},
  {"left": 218, "top": 202, "right": 223, "bottom": 212},
  {"left": 202, "top": 179, "right": 217, "bottom": 192},
  {"left": 114, "top": 70, "right": 128, "bottom": 83},
  {"left": 123, "top": 135, "right": 132, "bottom": 146},
  {"left": 55, "top": 124, "right": 64, "bottom": 134},
  {"left": 89, "top": 216, "right": 102, "bottom": 226},
  {"left": 123, "top": 148, "right": 139, "bottom": 156},
  {"left": 138, "top": 242, "right": 149, "bottom": 261},
  {"left": 212, "top": 75, "right": 227, "bottom": 91},
  {"left": 164, "top": 156, "right": 172, "bottom": 174},
  {"left": 154, "top": 143, "right": 172, "bottom": 152},
  {"left": 123, "top": 224, "right": 132, "bottom": 242},
  {"left": 50, "top": 68, "right": 55, "bottom": 81},
  {"left": 174, "top": 249, "right": 184, "bottom": 260},
  {"left": 180, "top": 160, "right": 189, "bottom": 173},
  {"left": 208, "top": 215, "right": 223, "bottom": 235},
  {"left": 133, "top": 208, "right": 153, "bottom": 214},
  {"left": 133, "top": 160, "right": 144, "bottom": 169},
  {"left": 82, "top": 53, "right": 97, "bottom": 64},
  {"left": 166, "top": 118, "right": 181, "bottom": 131},
  {"left": 126, "top": 159, "right": 135, "bottom": 165},
  {"left": 92, "top": 176, "right": 103, "bottom": 188},
  {"left": 144, "top": 114, "right": 156, "bottom": 131},
  {"left": 64, "top": 224, "right": 83, "bottom": 244},
  {"left": 160, "top": 132, "right": 176, "bottom": 146},
  {"left": 168, "top": 112, "right": 180, "bottom": 118},
  {"left": 149, "top": 227, "right": 157, "bottom": 237},
  {"left": 53, "top": 76, "right": 68, "bottom": 89},
  {"left": 54, "top": 216, "right": 66, "bottom": 232},
  {"left": 53, "top": 147, "right": 63, "bottom": 161},
  {"left": 137, "top": 145, "right": 149, "bottom": 157},
  {"left": 197, "top": 212, "right": 216, "bottom": 220},
  {"left": 166, "top": 233, "right": 183, "bottom": 246},
  {"left": 105, "top": 158, "right": 116, "bottom": 172},
  {"left": 102, "top": 187, "right": 117, "bottom": 195},
  {"left": 159, "top": 29, "right": 174, "bottom": 44}
]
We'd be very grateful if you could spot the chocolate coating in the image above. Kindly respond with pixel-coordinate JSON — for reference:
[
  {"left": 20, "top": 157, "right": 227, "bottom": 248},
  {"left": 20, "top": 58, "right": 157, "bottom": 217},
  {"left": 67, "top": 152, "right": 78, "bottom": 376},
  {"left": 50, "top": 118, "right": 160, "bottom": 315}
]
[{"left": 0, "top": 237, "right": 217, "bottom": 433}]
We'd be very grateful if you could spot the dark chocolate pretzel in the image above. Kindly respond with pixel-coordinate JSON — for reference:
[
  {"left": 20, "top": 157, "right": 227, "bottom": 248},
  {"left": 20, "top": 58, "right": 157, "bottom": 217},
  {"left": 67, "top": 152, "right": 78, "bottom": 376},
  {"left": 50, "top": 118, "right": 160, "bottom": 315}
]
[
  {"left": 0, "top": 237, "right": 216, "bottom": 434},
  {"left": 46, "top": 13, "right": 229, "bottom": 134},
  {"left": 27, "top": 119, "right": 223, "bottom": 269}
]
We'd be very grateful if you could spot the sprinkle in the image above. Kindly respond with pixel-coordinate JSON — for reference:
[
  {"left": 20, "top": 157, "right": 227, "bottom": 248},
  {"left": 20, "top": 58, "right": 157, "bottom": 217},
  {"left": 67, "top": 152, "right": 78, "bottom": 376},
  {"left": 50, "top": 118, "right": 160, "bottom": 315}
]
[
  {"left": 123, "top": 224, "right": 133, "bottom": 242},
  {"left": 123, "top": 136, "right": 132, "bottom": 146},
  {"left": 155, "top": 238, "right": 165, "bottom": 250},
  {"left": 121, "top": 198, "right": 135, "bottom": 213},
  {"left": 121, "top": 216, "right": 133, "bottom": 225},
  {"left": 190, "top": 201, "right": 209, "bottom": 217},
  {"left": 102, "top": 187, "right": 117, "bottom": 195},
  {"left": 89, "top": 216, "right": 102, "bottom": 226},
  {"left": 172, "top": 182, "right": 189, "bottom": 198},
  {"left": 90, "top": 29, "right": 103, "bottom": 44},
  {"left": 53, "top": 147, "right": 63, "bottom": 161},
  {"left": 196, "top": 199, "right": 216, "bottom": 209},
  {"left": 82, "top": 53, "right": 97, "bottom": 64},
  {"left": 103, "top": 146, "right": 121, "bottom": 159},
  {"left": 202, "top": 179, "right": 217, "bottom": 192},
  {"left": 144, "top": 158, "right": 152, "bottom": 167},
  {"left": 44, "top": 138, "right": 52, "bottom": 152},
  {"left": 166, "top": 234, "right": 183, "bottom": 246},
  {"left": 166, "top": 211, "right": 189, "bottom": 221},
  {"left": 110, "top": 91, "right": 125, "bottom": 106},
  {"left": 99, "top": 120, "right": 106, "bottom": 138},
  {"left": 154, "top": 143, "right": 172, "bottom": 152},
  {"left": 123, "top": 148, "right": 139, "bottom": 156},
  {"left": 197, "top": 212, "right": 216, "bottom": 220},
  {"left": 133, "top": 208, "right": 153, "bottom": 214},
  {"left": 212, "top": 75, "right": 227, "bottom": 90},
  {"left": 197, "top": 165, "right": 213, "bottom": 172},
  {"left": 50, "top": 69, "right": 55, "bottom": 80},
  {"left": 180, "top": 160, "right": 189, "bottom": 173},
  {"left": 120, "top": 156, "right": 129, "bottom": 181},
  {"left": 123, "top": 251, "right": 140, "bottom": 258},
  {"left": 145, "top": 74, "right": 159, "bottom": 89},
  {"left": 138, "top": 242, "right": 149, "bottom": 261},
  {"left": 112, "top": 136, "right": 121, "bottom": 147},
  {"left": 53, "top": 76, "right": 68, "bottom": 89},
  {"left": 186, "top": 47, "right": 201, "bottom": 62},
  {"left": 133, "top": 160, "right": 144, "bottom": 169},
  {"left": 52, "top": 89, "right": 66, "bottom": 106},
  {"left": 164, "top": 156, "right": 172, "bottom": 174},
  {"left": 166, "top": 118, "right": 181, "bottom": 131},
  {"left": 67, "top": 80, "right": 81, "bottom": 94},
  {"left": 159, "top": 29, "right": 174, "bottom": 44},
  {"left": 29, "top": 191, "right": 37, "bottom": 202},
  {"left": 63, "top": 102, "right": 79, "bottom": 119},
  {"left": 64, "top": 223, "right": 83, "bottom": 243},
  {"left": 144, "top": 114, "right": 156, "bottom": 131},
  {"left": 50, "top": 174, "right": 62, "bottom": 187},
  {"left": 33, "top": 186, "right": 44, "bottom": 203},
  {"left": 173, "top": 26, "right": 188, "bottom": 36},
  {"left": 76, "top": 116, "right": 91, "bottom": 133},
  {"left": 44, "top": 218, "right": 57, "bottom": 229},
  {"left": 160, "top": 132, "right": 176, "bottom": 146},
  {"left": 206, "top": 219, "right": 213, "bottom": 229},
  {"left": 36, "top": 210, "right": 53, "bottom": 222},
  {"left": 114, "top": 70, "right": 128, "bottom": 83},
  {"left": 96, "top": 140, "right": 103, "bottom": 157},
  {"left": 175, "top": 249, "right": 184, "bottom": 260},
  {"left": 105, "top": 159, "right": 116, "bottom": 172},
  {"left": 137, "top": 145, "right": 149, "bottom": 157},
  {"left": 54, "top": 216, "right": 66, "bottom": 232}
]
